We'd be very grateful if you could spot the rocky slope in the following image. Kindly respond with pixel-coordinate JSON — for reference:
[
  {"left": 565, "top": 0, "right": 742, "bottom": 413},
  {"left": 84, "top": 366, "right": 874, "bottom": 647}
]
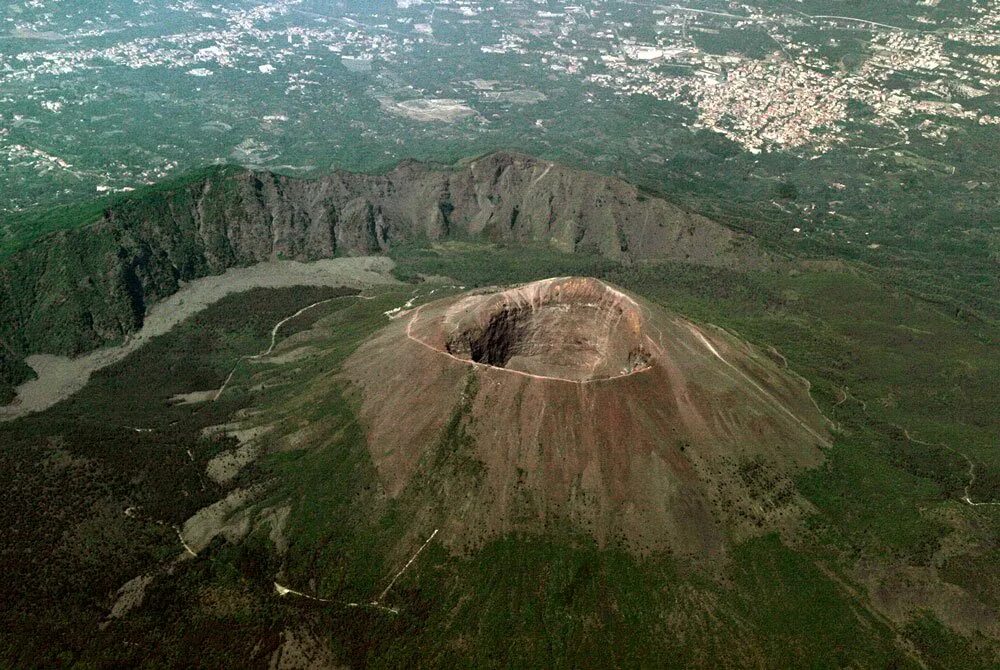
[
  {"left": 0, "top": 152, "right": 766, "bottom": 402},
  {"left": 342, "top": 278, "right": 828, "bottom": 558}
]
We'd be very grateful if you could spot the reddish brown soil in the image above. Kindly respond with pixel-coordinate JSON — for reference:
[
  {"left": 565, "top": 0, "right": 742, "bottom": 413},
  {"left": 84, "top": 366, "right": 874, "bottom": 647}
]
[{"left": 342, "top": 278, "right": 830, "bottom": 558}]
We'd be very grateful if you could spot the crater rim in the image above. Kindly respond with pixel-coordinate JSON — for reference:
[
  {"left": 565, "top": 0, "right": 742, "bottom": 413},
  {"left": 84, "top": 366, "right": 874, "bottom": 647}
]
[{"left": 411, "top": 277, "right": 656, "bottom": 384}]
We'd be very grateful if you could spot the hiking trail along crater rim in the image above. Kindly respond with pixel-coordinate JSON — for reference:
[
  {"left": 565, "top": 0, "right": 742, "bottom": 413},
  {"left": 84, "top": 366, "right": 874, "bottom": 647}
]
[{"left": 406, "top": 277, "right": 654, "bottom": 383}]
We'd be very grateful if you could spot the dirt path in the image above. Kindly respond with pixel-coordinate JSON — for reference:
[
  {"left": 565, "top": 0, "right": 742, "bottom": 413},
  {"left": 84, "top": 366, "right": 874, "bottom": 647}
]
[
  {"left": 214, "top": 296, "right": 345, "bottom": 401},
  {"left": 0, "top": 257, "right": 397, "bottom": 421},
  {"left": 274, "top": 528, "right": 439, "bottom": 615},
  {"left": 686, "top": 323, "right": 832, "bottom": 447},
  {"left": 832, "top": 386, "right": 996, "bottom": 507},
  {"left": 900, "top": 427, "right": 1000, "bottom": 508},
  {"left": 376, "top": 528, "right": 439, "bottom": 604}
]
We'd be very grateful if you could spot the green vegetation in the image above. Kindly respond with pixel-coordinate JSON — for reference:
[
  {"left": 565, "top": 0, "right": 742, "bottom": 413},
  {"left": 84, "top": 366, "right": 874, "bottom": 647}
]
[
  {"left": 0, "top": 285, "right": 359, "bottom": 666},
  {"left": 904, "top": 614, "right": 999, "bottom": 670},
  {"left": 233, "top": 291, "right": 923, "bottom": 667},
  {"left": 2, "top": 0, "right": 998, "bottom": 661},
  {"left": 0, "top": 165, "right": 232, "bottom": 260},
  {"left": 0, "top": 351, "right": 32, "bottom": 405},
  {"left": 0, "top": 237, "right": 996, "bottom": 667}
]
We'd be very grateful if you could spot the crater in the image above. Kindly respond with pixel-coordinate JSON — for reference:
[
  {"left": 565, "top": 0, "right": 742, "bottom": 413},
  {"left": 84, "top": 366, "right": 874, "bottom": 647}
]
[
  {"left": 441, "top": 277, "right": 652, "bottom": 382},
  {"left": 344, "top": 275, "right": 831, "bottom": 557}
]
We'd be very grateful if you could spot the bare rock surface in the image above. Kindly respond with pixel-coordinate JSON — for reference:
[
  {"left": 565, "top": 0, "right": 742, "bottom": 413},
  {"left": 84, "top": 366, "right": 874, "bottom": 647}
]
[
  {"left": 342, "top": 277, "right": 829, "bottom": 558},
  {"left": 181, "top": 485, "right": 264, "bottom": 555}
]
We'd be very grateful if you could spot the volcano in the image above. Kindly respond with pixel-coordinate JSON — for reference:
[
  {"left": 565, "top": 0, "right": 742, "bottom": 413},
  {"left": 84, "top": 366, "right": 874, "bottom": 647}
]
[{"left": 343, "top": 278, "right": 829, "bottom": 558}]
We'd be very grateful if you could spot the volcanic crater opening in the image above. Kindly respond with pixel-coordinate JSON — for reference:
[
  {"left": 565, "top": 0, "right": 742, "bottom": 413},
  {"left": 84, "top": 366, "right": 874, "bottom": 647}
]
[{"left": 442, "top": 278, "right": 653, "bottom": 382}]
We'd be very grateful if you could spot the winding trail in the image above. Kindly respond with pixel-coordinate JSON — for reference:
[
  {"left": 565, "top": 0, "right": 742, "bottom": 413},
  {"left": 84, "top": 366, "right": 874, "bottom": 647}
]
[
  {"left": 530, "top": 162, "right": 553, "bottom": 189},
  {"left": 213, "top": 290, "right": 379, "bottom": 400},
  {"left": 900, "top": 427, "right": 1000, "bottom": 508},
  {"left": 214, "top": 296, "right": 347, "bottom": 401},
  {"left": 833, "top": 387, "right": 995, "bottom": 508},
  {"left": 687, "top": 324, "right": 832, "bottom": 447}
]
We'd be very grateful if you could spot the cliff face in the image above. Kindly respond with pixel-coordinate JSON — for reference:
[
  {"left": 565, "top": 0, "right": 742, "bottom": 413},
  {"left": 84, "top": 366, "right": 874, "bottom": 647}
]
[
  {"left": 0, "top": 152, "right": 766, "bottom": 398},
  {"left": 223, "top": 152, "right": 759, "bottom": 265}
]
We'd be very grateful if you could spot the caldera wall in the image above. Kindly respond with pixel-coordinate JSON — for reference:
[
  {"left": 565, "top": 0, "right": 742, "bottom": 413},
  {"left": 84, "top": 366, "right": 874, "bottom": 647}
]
[{"left": 0, "top": 152, "right": 767, "bottom": 403}]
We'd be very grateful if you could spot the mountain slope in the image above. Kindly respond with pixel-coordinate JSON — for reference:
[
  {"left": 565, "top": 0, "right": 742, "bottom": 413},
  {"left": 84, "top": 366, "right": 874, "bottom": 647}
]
[
  {"left": 0, "top": 152, "right": 766, "bottom": 403},
  {"left": 342, "top": 278, "right": 828, "bottom": 559}
]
